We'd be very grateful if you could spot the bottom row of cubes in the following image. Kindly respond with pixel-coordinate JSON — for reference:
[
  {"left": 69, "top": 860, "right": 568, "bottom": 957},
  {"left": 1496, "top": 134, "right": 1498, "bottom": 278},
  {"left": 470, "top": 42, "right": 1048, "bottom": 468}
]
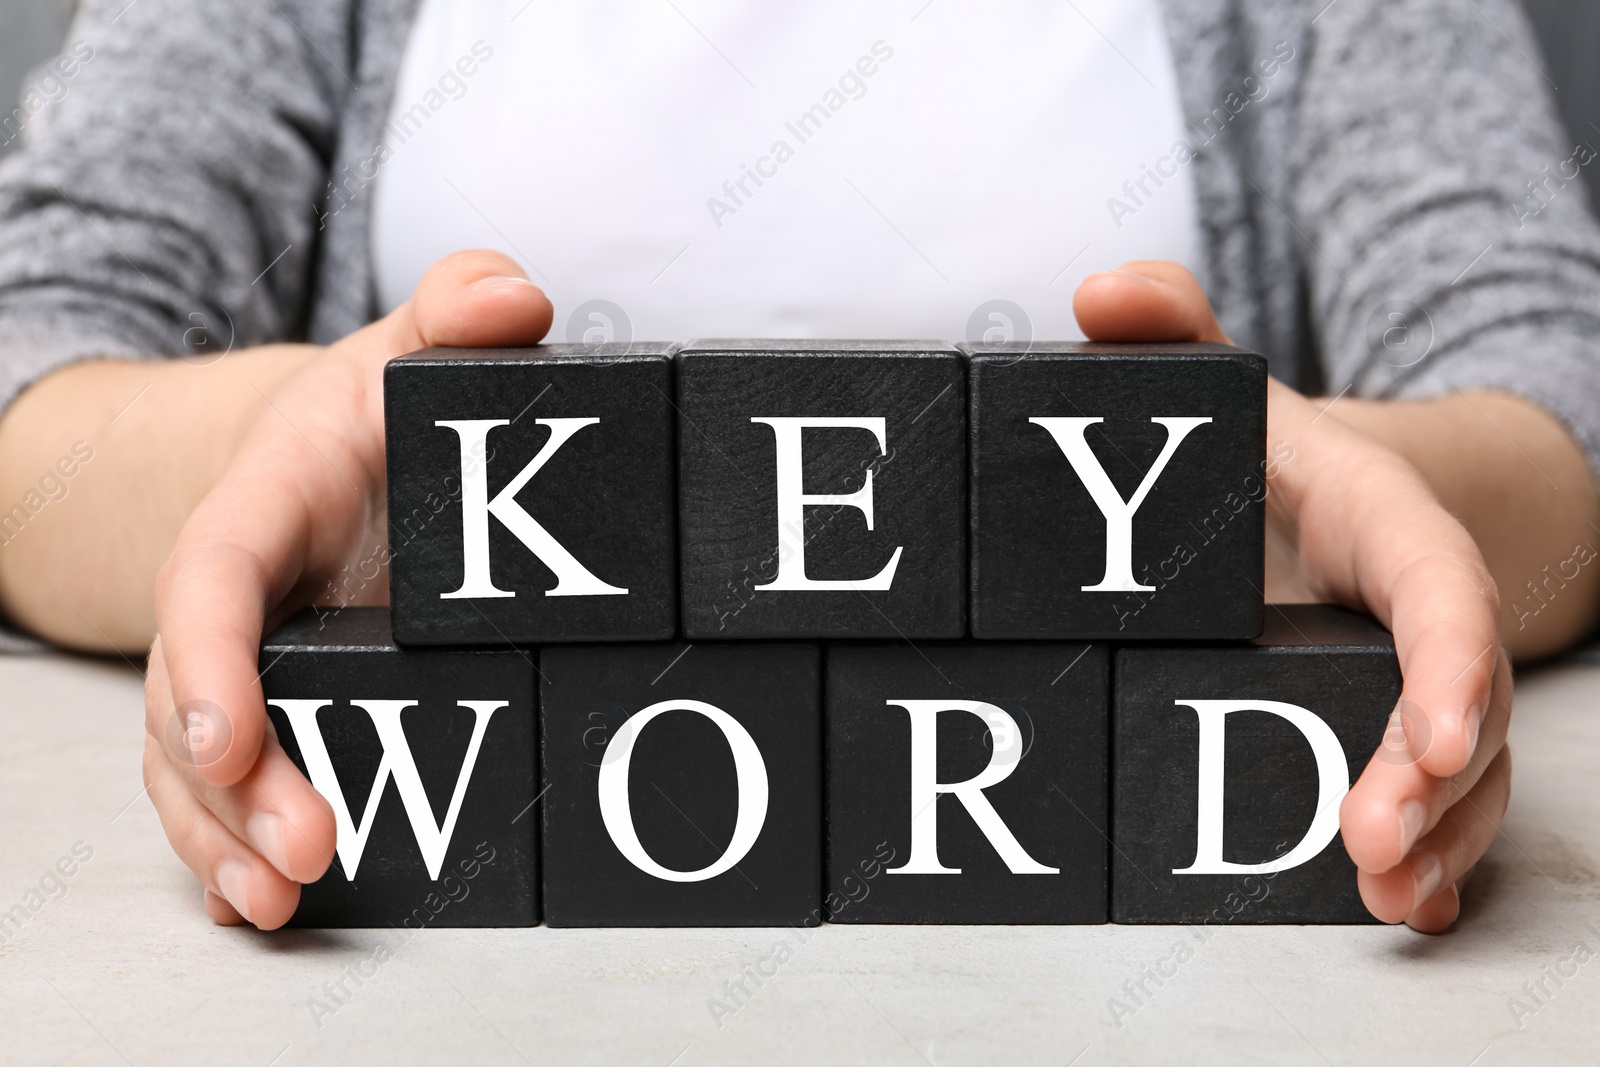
[{"left": 257, "top": 605, "right": 1399, "bottom": 928}]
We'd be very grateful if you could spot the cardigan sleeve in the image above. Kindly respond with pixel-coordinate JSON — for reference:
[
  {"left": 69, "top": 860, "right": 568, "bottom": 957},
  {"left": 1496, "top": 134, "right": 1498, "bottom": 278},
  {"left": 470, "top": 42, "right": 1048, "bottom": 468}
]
[
  {"left": 1296, "top": 0, "right": 1600, "bottom": 477},
  {"left": 0, "top": 0, "right": 351, "bottom": 413}
]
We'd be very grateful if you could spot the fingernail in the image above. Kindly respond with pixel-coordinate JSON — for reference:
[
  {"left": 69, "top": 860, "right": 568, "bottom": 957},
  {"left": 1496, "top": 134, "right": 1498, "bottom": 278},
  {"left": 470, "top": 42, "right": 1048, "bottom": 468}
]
[
  {"left": 1398, "top": 798, "right": 1428, "bottom": 854},
  {"left": 1464, "top": 704, "right": 1482, "bottom": 755},
  {"left": 246, "top": 812, "right": 290, "bottom": 877},
  {"left": 215, "top": 860, "right": 253, "bottom": 924},
  {"left": 1412, "top": 852, "right": 1444, "bottom": 911},
  {"left": 469, "top": 275, "right": 535, "bottom": 294}
]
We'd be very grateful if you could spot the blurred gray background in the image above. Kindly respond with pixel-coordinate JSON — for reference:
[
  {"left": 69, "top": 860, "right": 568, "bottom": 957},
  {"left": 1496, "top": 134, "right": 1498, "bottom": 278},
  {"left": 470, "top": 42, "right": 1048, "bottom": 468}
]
[
  {"left": 1, "top": 0, "right": 1598, "bottom": 204},
  {"left": 1, "top": 0, "right": 76, "bottom": 158}
]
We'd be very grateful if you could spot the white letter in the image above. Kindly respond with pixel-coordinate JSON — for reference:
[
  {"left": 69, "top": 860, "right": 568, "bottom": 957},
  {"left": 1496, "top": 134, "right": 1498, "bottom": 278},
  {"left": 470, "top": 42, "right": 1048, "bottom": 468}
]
[
  {"left": 435, "top": 418, "right": 628, "bottom": 599},
  {"left": 885, "top": 700, "right": 1058, "bottom": 875},
  {"left": 597, "top": 700, "right": 769, "bottom": 882},
  {"left": 1172, "top": 699, "right": 1348, "bottom": 875},
  {"left": 750, "top": 417, "right": 902, "bottom": 591},
  {"left": 1030, "top": 416, "right": 1212, "bottom": 591},
  {"left": 271, "top": 698, "right": 504, "bottom": 880}
]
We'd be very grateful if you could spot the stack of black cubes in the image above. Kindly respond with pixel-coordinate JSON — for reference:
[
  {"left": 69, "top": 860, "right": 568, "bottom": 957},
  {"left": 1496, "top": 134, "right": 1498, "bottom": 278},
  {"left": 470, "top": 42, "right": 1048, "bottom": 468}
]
[{"left": 260, "top": 340, "right": 1399, "bottom": 929}]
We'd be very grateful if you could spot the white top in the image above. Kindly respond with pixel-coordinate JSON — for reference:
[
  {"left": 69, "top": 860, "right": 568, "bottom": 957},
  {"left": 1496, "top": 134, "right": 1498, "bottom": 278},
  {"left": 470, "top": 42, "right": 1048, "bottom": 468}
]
[{"left": 372, "top": 0, "right": 1203, "bottom": 344}]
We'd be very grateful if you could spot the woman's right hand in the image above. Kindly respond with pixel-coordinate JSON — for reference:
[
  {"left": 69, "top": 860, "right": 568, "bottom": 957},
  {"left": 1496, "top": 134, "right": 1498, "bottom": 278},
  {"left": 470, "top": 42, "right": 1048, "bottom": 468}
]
[{"left": 143, "top": 249, "right": 552, "bottom": 927}]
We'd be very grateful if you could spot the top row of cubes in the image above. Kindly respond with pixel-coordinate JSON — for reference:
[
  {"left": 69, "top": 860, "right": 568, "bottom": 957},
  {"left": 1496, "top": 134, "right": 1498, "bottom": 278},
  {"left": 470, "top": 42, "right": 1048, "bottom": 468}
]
[{"left": 383, "top": 340, "right": 1267, "bottom": 645}]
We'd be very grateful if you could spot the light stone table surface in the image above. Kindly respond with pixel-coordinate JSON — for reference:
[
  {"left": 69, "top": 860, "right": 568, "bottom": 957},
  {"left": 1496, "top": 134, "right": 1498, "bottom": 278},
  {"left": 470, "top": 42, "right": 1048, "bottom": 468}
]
[{"left": 1, "top": 651, "right": 1597, "bottom": 1066}]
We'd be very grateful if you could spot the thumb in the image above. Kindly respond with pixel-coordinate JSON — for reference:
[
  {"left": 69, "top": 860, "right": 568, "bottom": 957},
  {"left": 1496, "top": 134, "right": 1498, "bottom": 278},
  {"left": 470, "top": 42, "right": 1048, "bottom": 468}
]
[
  {"left": 381, "top": 249, "right": 555, "bottom": 357},
  {"left": 1073, "top": 260, "right": 1231, "bottom": 344}
]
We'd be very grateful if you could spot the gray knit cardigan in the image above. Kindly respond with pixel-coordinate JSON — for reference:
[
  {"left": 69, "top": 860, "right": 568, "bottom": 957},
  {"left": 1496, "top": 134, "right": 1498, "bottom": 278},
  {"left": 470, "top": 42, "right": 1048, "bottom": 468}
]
[{"left": 2, "top": 0, "right": 1600, "bottom": 474}]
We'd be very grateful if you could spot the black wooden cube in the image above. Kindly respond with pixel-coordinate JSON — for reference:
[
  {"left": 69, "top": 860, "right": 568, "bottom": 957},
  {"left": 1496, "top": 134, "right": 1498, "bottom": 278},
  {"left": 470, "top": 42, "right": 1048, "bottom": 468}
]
[
  {"left": 825, "top": 641, "right": 1109, "bottom": 923},
  {"left": 540, "top": 642, "right": 821, "bottom": 926},
  {"left": 260, "top": 607, "right": 538, "bottom": 927},
  {"left": 384, "top": 343, "right": 676, "bottom": 645},
  {"left": 967, "top": 341, "right": 1266, "bottom": 640},
  {"left": 677, "top": 340, "right": 965, "bottom": 639},
  {"left": 1112, "top": 604, "right": 1400, "bottom": 924}
]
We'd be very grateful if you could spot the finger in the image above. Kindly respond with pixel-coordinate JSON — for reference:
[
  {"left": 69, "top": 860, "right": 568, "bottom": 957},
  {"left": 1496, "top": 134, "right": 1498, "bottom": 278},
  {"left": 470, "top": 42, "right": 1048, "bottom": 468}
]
[
  {"left": 1378, "top": 551, "right": 1500, "bottom": 778},
  {"left": 152, "top": 637, "right": 333, "bottom": 882},
  {"left": 204, "top": 889, "right": 247, "bottom": 926},
  {"left": 178, "top": 728, "right": 337, "bottom": 884},
  {"left": 1270, "top": 381, "right": 1500, "bottom": 779},
  {"left": 154, "top": 519, "right": 299, "bottom": 787},
  {"left": 1402, "top": 881, "right": 1461, "bottom": 934},
  {"left": 1341, "top": 649, "right": 1511, "bottom": 872},
  {"left": 144, "top": 633, "right": 173, "bottom": 742},
  {"left": 404, "top": 248, "right": 554, "bottom": 350},
  {"left": 155, "top": 249, "right": 550, "bottom": 787},
  {"left": 1357, "top": 744, "right": 1511, "bottom": 925},
  {"left": 145, "top": 735, "right": 301, "bottom": 929},
  {"left": 1072, "top": 260, "right": 1231, "bottom": 344},
  {"left": 359, "top": 248, "right": 555, "bottom": 378}
]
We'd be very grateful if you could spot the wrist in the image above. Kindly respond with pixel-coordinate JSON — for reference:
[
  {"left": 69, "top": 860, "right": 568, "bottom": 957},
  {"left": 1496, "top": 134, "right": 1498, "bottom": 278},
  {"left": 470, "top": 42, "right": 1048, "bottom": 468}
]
[{"left": 1326, "top": 390, "right": 1600, "bottom": 656}]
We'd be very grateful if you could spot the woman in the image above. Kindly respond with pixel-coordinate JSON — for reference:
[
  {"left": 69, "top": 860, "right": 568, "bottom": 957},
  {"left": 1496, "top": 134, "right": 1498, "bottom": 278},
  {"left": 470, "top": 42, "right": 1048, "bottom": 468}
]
[{"left": 0, "top": 0, "right": 1592, "bottom": 932}]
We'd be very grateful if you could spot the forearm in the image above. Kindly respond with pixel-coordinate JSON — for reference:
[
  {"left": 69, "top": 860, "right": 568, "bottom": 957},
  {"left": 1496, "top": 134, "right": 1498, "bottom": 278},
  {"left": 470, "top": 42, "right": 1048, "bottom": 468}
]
[
  {"left": 0, "top": 345, "right": 319, "bottom": 652},
  {"left": 1331, "top": 390, "right": 1600, "bottom": 659}
]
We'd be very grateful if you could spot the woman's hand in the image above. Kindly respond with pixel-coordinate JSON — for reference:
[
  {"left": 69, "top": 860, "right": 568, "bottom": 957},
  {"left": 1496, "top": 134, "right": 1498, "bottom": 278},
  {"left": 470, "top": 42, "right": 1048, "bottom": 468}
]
[
  {"left": 1075, "top": 261, "right": 1512, "bottom": 933},
  {"left": 144, "top": 250, "right": 552, "bottom": 927}
]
